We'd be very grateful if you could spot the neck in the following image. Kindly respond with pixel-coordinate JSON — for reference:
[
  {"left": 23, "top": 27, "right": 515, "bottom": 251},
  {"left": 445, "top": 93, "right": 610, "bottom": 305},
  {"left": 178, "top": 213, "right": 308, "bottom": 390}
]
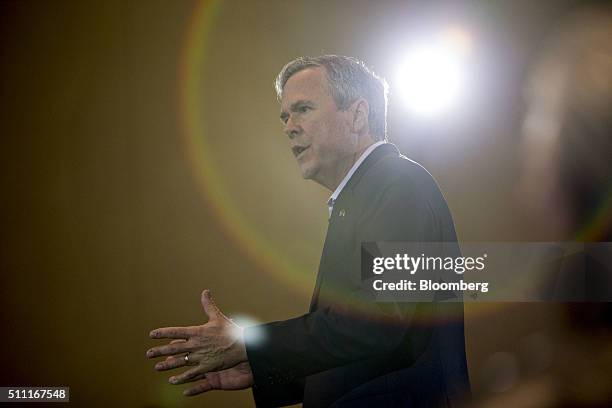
[{"left": 319, "top": 138, "right": 377, "bottom": 191}]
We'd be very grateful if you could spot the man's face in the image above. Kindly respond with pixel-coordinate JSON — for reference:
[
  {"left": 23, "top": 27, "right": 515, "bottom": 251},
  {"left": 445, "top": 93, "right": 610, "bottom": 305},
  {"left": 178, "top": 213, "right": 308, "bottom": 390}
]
[{"left": 279, "top": 67, "right": 355, "bottom": 184}]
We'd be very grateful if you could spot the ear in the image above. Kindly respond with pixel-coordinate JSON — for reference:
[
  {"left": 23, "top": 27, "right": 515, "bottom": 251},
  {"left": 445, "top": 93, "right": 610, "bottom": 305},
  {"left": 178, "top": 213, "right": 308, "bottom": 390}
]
[{"left": 349, "top": 98, "right": 370, "bottom": 134}]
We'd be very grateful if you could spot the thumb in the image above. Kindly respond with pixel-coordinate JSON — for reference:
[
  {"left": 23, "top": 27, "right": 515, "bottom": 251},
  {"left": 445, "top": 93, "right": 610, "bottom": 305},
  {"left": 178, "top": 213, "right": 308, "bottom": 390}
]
[{"left": 201, "top": 289, "right": 221, "bottom": 320}]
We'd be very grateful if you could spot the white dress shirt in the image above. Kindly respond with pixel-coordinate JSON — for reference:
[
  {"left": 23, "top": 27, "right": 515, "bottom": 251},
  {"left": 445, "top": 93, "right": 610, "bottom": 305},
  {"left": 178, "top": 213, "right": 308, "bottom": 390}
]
[{"left": 327, "top": 141, "right": 386, "bottom": 217}]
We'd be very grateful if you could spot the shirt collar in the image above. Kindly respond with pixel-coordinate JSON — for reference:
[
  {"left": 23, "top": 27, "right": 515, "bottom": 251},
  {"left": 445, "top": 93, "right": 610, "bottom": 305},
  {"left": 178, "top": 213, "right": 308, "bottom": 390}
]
[{"left": 327, "top": 141, "right": 386, "bottom": 217}]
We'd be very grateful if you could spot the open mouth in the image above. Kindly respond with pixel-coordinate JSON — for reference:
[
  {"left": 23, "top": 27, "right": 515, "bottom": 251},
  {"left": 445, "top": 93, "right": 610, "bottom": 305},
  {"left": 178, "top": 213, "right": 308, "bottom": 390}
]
[{"left": 292, "top": 145, "right": 310, "bottom": 158}]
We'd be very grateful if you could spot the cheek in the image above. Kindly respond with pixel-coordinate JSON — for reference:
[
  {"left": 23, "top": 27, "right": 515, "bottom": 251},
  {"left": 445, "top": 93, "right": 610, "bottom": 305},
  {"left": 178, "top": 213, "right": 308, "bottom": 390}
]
[
  {"left": 306, "top": 123, "right": 329, "bottom": 153},
  {"left": 313, "top": 117, "right": 343, "bottom": 145},
  {"left": 306, "top": 112, "right": 350, "bottom": 158}
]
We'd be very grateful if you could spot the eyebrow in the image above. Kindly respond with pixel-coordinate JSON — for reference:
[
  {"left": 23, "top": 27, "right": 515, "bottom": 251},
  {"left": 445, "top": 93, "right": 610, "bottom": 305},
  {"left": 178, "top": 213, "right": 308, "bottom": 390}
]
[{"left": 279, "top": 100, "right": 314, "bottom": 122}]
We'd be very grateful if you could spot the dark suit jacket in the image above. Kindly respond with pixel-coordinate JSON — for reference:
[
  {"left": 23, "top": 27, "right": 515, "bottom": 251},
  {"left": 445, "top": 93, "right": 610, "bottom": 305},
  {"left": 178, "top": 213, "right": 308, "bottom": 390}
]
[{"left": 244, "top": 143, "right": 470, "bottom": 407}]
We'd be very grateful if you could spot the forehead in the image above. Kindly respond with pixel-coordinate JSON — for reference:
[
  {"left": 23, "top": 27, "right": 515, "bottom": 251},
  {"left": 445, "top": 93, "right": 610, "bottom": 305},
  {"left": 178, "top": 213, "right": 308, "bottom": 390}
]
[{"left": 281, "top": 67, "right": 331, "bottom": 107}]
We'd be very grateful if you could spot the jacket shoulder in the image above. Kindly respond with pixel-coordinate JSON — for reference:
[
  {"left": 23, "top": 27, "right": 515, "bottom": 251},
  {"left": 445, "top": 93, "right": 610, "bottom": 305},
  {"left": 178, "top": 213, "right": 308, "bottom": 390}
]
[{"left": 355, "top": 153, "right": 444, "bottom": 202}]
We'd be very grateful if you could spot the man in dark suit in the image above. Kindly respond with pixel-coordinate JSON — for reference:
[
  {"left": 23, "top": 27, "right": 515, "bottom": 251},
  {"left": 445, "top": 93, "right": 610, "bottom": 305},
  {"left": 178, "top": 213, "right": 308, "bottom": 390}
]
[{"left": 147, "top": 55, "right": 470, "bottom": 407}]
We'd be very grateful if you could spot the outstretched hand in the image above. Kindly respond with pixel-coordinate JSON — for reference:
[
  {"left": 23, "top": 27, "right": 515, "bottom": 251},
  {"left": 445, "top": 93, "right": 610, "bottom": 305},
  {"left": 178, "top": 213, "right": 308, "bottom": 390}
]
[{"left": 147, "top": 290, "right": 249, "bottom": 387}]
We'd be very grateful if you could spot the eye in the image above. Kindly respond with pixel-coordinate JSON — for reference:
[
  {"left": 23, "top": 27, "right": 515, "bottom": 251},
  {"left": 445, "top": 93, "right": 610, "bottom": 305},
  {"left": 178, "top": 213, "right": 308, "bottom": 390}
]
[{"left": 298, "top": 106, "right": 311, "bottom": 113}]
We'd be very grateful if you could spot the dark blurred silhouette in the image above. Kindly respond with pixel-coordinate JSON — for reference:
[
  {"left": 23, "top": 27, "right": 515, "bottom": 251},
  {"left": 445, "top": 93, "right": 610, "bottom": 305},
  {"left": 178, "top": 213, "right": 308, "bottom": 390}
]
[
  {"left": 477, "top": 6, "right": 612, "bottom": 408},
  {"left": 516, "top": 7, "right": 612, "bottom": 242}
]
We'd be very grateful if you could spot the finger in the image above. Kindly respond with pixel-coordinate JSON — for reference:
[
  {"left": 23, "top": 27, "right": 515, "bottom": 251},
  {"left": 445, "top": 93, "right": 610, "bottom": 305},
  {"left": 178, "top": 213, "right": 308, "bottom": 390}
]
[
  {"left": 146, "top": 341, "right": 192, "bottom": 359},
  {"left": 201, "top": 289, "right": 221, "bottom": 320},
  {"left": 161, "top": 339, "right": 188, "bottom": 366},
  {"left": 169, "top": 365, "right": 206, "bottom": 385},
  {"left": 155, "top": 355, "right": 187, "bottom": 371},
  {"left": 150, "top": 326, "right": 196, "bottom": 339},
  {"left": 183, "top": 379, "right": 214, "bottom": 396}
]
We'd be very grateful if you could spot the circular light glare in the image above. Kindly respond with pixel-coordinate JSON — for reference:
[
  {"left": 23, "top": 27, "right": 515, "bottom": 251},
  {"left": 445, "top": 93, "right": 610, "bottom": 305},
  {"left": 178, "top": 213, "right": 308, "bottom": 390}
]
[
  {"left": 230, "top": 314, "right": 265, "bottom": 345},
  {"left": 395, "top": 31, "right": 470, "bottom": 117}
]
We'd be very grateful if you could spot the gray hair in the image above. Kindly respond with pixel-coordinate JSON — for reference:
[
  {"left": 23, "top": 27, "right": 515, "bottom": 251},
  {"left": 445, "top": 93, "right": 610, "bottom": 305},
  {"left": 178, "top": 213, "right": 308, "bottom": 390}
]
[{"left": 275, "top": 55, "right": 388, "bottom": 141}]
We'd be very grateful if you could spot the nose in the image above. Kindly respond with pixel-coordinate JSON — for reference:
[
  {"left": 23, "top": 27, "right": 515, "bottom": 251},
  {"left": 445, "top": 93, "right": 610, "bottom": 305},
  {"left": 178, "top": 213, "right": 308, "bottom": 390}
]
[{"left": 283, "top": 116, "right": 301, "bottom": 140}]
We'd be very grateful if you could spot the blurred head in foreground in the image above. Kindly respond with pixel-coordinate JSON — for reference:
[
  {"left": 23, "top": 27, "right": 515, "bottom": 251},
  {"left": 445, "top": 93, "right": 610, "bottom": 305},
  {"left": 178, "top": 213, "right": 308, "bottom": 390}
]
[
  {"left": 517, "top": 8, "right": 612, "bottom": 241},
  {"left": 485, "top": 9, "right": 612, "bottom": 408}
]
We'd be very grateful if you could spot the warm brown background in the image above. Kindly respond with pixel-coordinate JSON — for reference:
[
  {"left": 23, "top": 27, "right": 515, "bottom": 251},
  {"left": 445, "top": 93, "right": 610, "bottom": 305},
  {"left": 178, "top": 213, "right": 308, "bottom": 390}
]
[{"left": 0, "top": 1, "right": 594, "bottom": 407}]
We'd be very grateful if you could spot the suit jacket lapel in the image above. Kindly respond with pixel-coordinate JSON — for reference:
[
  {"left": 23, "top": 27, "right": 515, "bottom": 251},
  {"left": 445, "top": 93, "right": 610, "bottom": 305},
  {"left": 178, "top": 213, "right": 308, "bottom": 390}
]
[{"left": 309, "top": 143, "right": 400, "bottom": 312}]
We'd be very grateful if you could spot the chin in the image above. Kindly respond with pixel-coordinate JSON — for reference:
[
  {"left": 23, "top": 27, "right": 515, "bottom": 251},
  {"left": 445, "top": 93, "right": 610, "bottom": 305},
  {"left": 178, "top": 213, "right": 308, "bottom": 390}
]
[
  {"left": 301, "top": 170, "right": 314, "bottom": 180},
  {"left": 299, "top": 164, "right": 317, "bottom": 180}
]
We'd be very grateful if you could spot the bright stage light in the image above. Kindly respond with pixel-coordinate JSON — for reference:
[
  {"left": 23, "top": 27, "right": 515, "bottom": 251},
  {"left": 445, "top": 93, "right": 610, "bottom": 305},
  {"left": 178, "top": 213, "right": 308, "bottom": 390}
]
[{"left": 395, "top": 28, "right": 472, "bottom": 117}]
